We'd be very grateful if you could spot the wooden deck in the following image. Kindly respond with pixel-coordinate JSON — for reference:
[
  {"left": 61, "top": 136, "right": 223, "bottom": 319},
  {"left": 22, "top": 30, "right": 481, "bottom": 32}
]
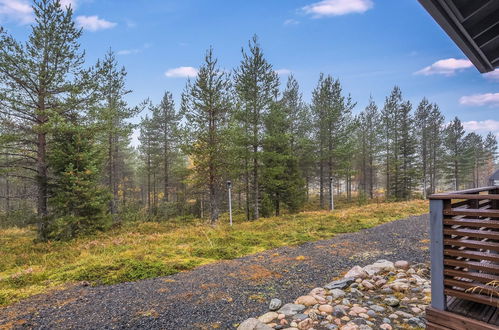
[{"left": 428, "top": 186, "right": 499, "bottom": 329}]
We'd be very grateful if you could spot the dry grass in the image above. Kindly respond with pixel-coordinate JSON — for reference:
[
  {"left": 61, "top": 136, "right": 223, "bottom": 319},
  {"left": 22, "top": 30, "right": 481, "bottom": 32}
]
[{"left": 0, "top": 199, "right": 428, "bottom": 307}]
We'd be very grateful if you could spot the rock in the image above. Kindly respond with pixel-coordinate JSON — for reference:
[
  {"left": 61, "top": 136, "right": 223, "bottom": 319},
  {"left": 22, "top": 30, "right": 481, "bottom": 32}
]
[
  {"left": 380, "top": 287, "right": 393, "bottom": 294},
  {"left": 363, "top": 260, "right": 395, "bottom": 276},
  {"left": 350, "top": 306, "right": 367, "bottom": 314},
  {"left": 366, "top": 310, "right": 376, "bottom": 317},
  {"left": 324, "top": 278, "right": 355, "bottom": 290},
  {"left": 382, "top": 318, "right": 391, "bottom": 324},
  {"left": 278, "top": 314, "right": 286, "bottom": 320},
  {"left": 394, "top": 260, "right": 409, "bottom": 270},
  {"left": 309, "top": 287, "right": 327, "bottom": 304},
  {"left": 269, "top": 298, "right": 282, "bottom": 311},
  {"left": 374, "top": 279, "right": 387, "bottom": 287},
  {"left": 369, "top": 305, "right": 385, "bottom": 313},
  {"left": 341, "top": 298, "right": 350, "bottom": 305},
  {"left": 395, "top": 311, "right": 413, "bottom": 318},
  {"left": 341, "top": 323, "right": 359, "bottom": 330},
  {"left": 297, "top": 318, "right": 313, "bottom": 330},
  {"left": 293, "top": 314, "right": 308, "bottom": 321},
  {"left": 344, "top": 266, "right": 368, "bottom": 279},
  {"left": 258, "top": 312, "right": 279, "bottom": 323},
  {"left": 237, "top": 318, "right": 273, "bottom": 330},
  {"left": 411, "top": 307, "right": 422, "bottom": 314},
  {"left": 330, "top": 288, "right": 346, "bottom": 299},
  {"left": 388, "top": 313, "right": 398, "bottom": 319},
  {"left": 278, "top": 303, "right": 306, "bottom": 316},
  {"left": 333, "top": 306, "right": 347, "bottom": 317},
  {"left": 349, "top": 288, "right": 364, "bottom": 298},
  {"left": 318, "top": 304, "right": 333, "bottom": 313},
  {"left": 358, "top": 313, "right": 369, "bottom": 319},
  {"left": 361, "top": 280, "right": 375, "bottom": 290},
  {"left": 351, "top": 317, "right": 367, "bottom": 325},
  {"left": 384, "top": 297, "right": 400, "bottom": 307},
  {"left": 359, "top": 325, "right": 373, "bottom": 330},
  {"left": 325, "top": 325, "right": 338, "bottom": 330},
  {"left": 295, "top": 296, "right": 318, "bottom": 306},
  {"left": 380, "top": 324, "right": 392, "bottom": 330}
]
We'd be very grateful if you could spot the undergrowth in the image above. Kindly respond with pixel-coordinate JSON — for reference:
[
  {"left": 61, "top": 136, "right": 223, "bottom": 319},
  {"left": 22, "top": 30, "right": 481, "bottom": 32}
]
[{"left": 0, "top": 199, "right": 428, "bottom": 307}]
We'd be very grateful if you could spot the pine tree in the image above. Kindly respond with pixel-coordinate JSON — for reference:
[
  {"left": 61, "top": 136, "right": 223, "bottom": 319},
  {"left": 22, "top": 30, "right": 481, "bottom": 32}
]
[
  {"left": 395, "top": 101, "right": 418, "bottom": 199},
  {"left": 262, "top": 102, "right": 305, "bottom": 216},
  {"left": 138, "top": 113, "right": 159, "bottom": 214},
  {"left": 0, "top": 0, "right": 95, "bottom": 240},
  {"left": 444, "top": 117, "right": 469, "bottom": 190},
  {"left": 311, "top": 74, "right": 354, "bottom": 208},
  {"left": 94, "top": 50, "right": 138, "bottom": 222},
  {"left": 427, "top": 104, "right": 445, "bottom": 195},
  {"left": 357, "top": 97, "right": 381, "bottom": 199},
  {"left": 48, "top": 123, "right": 110, "bottom": 240},
  {"left": 182, "top": 47, "right": 232, "bottom": 224},
  {"left": 234, "top": 35, "right": 279, "bottom": 220}
]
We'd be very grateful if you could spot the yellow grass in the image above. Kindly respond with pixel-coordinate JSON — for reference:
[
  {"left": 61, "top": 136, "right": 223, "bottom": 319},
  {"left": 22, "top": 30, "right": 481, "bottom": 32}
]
[{"left": 0, "top": 199, "right": 428, "bottom": 307}]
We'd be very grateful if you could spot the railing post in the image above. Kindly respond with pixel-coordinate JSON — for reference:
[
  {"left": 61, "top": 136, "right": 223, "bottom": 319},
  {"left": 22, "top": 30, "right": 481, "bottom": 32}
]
[{"left": 430, "top": 198, "right": 447, "bottom": 310}]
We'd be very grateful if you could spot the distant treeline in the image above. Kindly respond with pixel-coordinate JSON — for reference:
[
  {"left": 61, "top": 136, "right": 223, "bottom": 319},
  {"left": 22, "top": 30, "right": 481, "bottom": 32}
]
[{"left": 0, "top": 1, "right": 496, "bottom": 240}]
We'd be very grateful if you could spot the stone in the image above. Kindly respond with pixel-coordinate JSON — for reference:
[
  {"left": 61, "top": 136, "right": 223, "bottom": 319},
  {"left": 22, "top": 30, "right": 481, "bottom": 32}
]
[
  {"left": 295, "top": 296, "right": 318, "bottom": 306},
  {"left": 375, "top": 279, "right": 387, "bottom": 287},
  {"left": 358, "top": 313, "right": 369, "bottom": 319},
  {"left": 382, "top": 318, "right": 391, "bottom": 324},
  {"left": 366, "top": 310, "right": 376, "bottom": 317},
  {"left": 411, "top": 307, "right": 422, "bottom": 314},
  {"left": 333, "top": 306, "right": 347, "bottom": 317},
  {"left": 380, "top": 288, "right": 393, "bottom": 294},
  {"left": 394, "top": 260, "right": 409, "bottom": 270},
  {"left": 369, "top": 305, "right": 385, "bottom": 313},
  {"left": 292, "top": 314, "right": 308, "bottom": 321},
  {"left": 351, "top": 318, "right": 367, "bottom": 325},
  {"left": 384, "top": 297, "right": 400, "bottom": 307},
  {"left": 361, "top": 280, "right": 375, "bottom": 290},
  {"left": 407, "top": 317, "right": 425, "bottom": 328},
  {"left": 380, "top": 324, "right": 392, "bottom": 330},
  {"left": 341, "top": 324, "right": 359, "bottom": 330},
  {"left": 363, "top": 260, "right": 395, "bottom": 276},
  {"left": 324, "top": 278, "right": 355, "bottom": 290},
  {"left": 349, "top": 288, "right": 364, "bottom": 298},
  {"left": 359, "top": 326, "right": 373, "bottom": 330},
  {"left": 278, "top": 304, "right": 306, "bottom": 316},
  {"left": 309, "top": 287, "right": 327, "bottom": 304},
  {"left": 350, "top": 306, "right": 367, "bottom": 314},
  {"left": 330, "top": 289, "right": 346, "bottom": 299},
  {"left": 278, "top": 314, "right": 286, "bottom": 320},
  {"left": 344, "top": 266, "right": 368, "bottom": 279},
  {"left": 237, "top": 318, "right": 273, "bottom": 330},
  {"left": 395, "top": 311, "right": 413, "bottom": 318},
  {"left": 297, "top": 318, "right": 313, "bottom": 330},
  {"left": 388, "top": 314, "right": 398, "bottom": 319},
  {"left": 269, "top": 298, "right": 282, "bottom": 311},
  {"left": 258, "top": 312, "right": 279, "bottom": 323},
  {"left": 318, "top": 304, "right": 333, "bottom": 313}
]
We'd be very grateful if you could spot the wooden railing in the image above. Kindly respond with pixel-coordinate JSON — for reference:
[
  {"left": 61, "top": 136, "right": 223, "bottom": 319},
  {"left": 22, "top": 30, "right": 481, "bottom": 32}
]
[{"left": 430, "top": 186, "right": 499, "bottom": 311}]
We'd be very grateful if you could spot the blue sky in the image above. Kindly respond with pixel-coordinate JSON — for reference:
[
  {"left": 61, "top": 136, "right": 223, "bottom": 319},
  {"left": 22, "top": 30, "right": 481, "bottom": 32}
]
[{"left": 1, "top": 0, "right": 499, "bottom": 143}]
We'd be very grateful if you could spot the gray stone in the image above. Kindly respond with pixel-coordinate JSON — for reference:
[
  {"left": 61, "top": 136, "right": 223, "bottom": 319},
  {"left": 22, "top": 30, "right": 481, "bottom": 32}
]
[
  {"left": 349, "top": 288, "right": 364, "bottom": 297},
  {"left": 341, "top": 298, "right": 350, "bottom": 305},
  {"left": 277, "top": 303, "right": 306, "bottom": 316},
  {"left": 407, "top": 317, "right": 425, "bottom": 328},
  {"left": 237, "top": 318, "right": 273, "bottom": 330},
  {"left": 269, "top": 298, "right": 282, "bottom": 311},
  {"left": 344, "top": 265, "right": 368, "bottom": 279},
  {"left": 384, "top": 297, "right": 400, "bottom": 307},
  {"left": 325, "top": 325, "right": 338, "bottom": 330},
  {"left": 333, "top": 306, "right": 347, "bottom": 317},
  {"left": 292, "top": 313, "right": 308, "bottom": 321},
  {"left": 330, "top": 289, "right": 346, "bottom": 299},
  {"left": 380, "top": 287, "right": 394, "bottom": 294},
  {"left": 352, "top": 318, "right": 367, "bottom": 325},
  {"left": 395, "top": 311, "right": 414, "bottom": 318},
  {"left": 359, "top": 325, "right": 373, "bottom": 330},
  {"left": 382, "top": 318, "right": 391, "bottom": 324},
  {"left": 366, "top": 310, "right": 377, "bottom": 317},
  {"left": 324, "top": 277, "right": 355, "bottom": 290},
  {"left": 369, "top": 305, "right": 386, "bottom": 313}
]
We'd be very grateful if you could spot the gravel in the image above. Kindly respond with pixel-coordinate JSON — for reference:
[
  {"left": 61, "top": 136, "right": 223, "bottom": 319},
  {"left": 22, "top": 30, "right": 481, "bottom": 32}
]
[{"left": 0, "top": 214, "right": 429, "bottom": 329}]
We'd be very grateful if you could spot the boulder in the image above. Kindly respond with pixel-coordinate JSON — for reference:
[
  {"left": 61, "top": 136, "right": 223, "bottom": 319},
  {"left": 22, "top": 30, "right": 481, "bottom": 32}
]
[
  {"left": 344, "top": 266, "right": 368, "bottom": 279},
  {"left": 237, "top": 318, "right": 273, "bottom": 330},
  {"left": 277, "top": 303, "right": 306, "bottom": 316}
]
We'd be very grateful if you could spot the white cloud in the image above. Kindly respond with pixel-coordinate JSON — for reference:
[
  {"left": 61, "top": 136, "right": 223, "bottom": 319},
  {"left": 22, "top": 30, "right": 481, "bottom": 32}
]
[
  {"left": 415, "top": 58, "right": 473, "bottom": 76},
  {"left": 76, "top": 15, "right": 116, "bottom": 31},
  {"left": 463, "top": 120, "right": 499, "bottom": 133},
  {"left": 165, "top": 66, "right": 198, "bottom": 78},
  {"left": 303, "top": 0, "right": 373, "bottom": 18},
  {"left": 0, "top": 0, "right": 34, "bottom": 24},
  {"left": 283, "top": 19, "right": 299, "bottom": 26},
  {"left": 59, "top": 0, "right": 77, "bottom": 9},
  {"left": 459, "top": 93, "right": 499, "bottom": 107},
  {"left": 484, "top": 69, "right": 499, "bottom": 81},
  {"left": 117, "top": 48, "right": 141, "bottom": 56},
  {"left": 275, "top": 68, "right": 291, "bottom": 75}
]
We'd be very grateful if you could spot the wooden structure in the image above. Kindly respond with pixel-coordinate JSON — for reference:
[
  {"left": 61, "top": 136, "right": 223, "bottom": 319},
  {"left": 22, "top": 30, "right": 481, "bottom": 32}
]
[
  {"left": 418, "top": 0, "right": 499, "bottom": 73},
  {"left": 428, "top": 186, "right": 499, "bottom": 329}
]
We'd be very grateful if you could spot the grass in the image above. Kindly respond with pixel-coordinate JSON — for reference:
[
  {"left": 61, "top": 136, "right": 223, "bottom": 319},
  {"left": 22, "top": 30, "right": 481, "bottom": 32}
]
[{"left": 0, "top": 199, "right": 428, "bottom": 307}]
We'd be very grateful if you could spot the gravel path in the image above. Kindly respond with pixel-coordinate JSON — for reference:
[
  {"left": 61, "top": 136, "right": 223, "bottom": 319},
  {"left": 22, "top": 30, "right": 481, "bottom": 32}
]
[{"left": 0, "top": 214, "right": 430, "bottom": 330}]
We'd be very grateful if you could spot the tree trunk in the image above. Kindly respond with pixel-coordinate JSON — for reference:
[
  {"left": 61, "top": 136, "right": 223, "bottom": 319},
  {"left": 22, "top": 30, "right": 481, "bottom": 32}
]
[{"left": 36, "top": 131, "right": 48, "bottom": 241}]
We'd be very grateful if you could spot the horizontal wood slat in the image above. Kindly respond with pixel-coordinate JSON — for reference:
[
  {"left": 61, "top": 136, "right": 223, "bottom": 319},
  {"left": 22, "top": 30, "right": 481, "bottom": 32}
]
[
  {"left": 444, "top": 268, "right": 498, "bottom": 284},
  {"left": 444, "top": 258, "right": 499, "bottom": 273},
  {"left": 444, "top": 288, "right": 499, "bottom": 308},
  {"left": 443, "top": 208, "right": 499, "bottom": 217},
  {"left": 445, "top": 278, "right": 499, "bottom": 298},
  {"left": 443, "top": 218, "right": 499, "bottom": 229},
  {"left": 444, "top": 249, "right": 499, "bottom": 262},
  {"left": 444, "top": 238, "right": 499, "bottom": 251},
  {"left": 444, "top": 228, "right": 499, "bottom": 240}
]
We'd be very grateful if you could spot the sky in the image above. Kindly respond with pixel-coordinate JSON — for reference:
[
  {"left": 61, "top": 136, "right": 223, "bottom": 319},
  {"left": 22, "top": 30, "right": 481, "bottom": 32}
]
[{"left": 1, "top": 0, "right": 499, "bottom": 145}]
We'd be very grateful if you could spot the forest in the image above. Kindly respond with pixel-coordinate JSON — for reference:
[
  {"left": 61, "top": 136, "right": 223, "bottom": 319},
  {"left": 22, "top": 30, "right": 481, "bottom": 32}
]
[{"left": 0, "top": 0, "right": 497, "bottom": 241}]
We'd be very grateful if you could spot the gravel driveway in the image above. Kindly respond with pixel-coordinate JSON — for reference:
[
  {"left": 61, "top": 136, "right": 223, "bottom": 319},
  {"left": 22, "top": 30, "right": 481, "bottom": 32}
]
[{"left": 0, "top": 214, "right": 430, "bottom": 329}]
